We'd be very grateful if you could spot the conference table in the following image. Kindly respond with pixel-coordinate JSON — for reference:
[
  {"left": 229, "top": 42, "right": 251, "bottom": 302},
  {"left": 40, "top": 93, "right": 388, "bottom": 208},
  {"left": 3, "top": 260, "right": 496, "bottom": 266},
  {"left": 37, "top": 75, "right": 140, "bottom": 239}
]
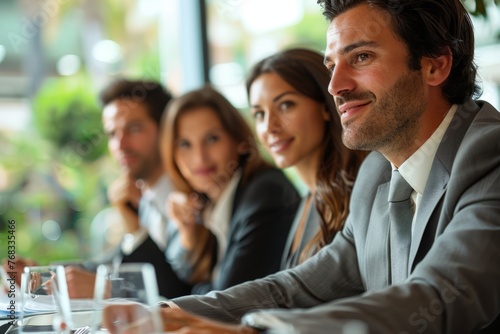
[{"left": 0, "top": 290, "right": 104, "bottom": 334}]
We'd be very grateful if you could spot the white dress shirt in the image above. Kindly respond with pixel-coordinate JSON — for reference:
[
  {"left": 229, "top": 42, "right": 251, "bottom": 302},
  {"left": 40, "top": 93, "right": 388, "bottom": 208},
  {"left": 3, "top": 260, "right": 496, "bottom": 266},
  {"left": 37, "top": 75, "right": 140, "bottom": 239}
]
[
  {"left": 121, "top": 174, "right": 173, "bottom": 254},
  {"left": 395, "top": 104, "right": 458, "bottom": 236}
]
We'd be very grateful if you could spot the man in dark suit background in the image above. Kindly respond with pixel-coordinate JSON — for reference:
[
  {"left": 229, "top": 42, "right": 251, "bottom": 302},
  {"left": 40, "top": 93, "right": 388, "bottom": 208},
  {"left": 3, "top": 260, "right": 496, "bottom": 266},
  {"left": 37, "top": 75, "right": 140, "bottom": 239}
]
[
  {"left": 79, "top": 78, "right": 192, "bottom": 298},
  {"left": 102, "top": 1, "right": 500, "bottom": 333}
]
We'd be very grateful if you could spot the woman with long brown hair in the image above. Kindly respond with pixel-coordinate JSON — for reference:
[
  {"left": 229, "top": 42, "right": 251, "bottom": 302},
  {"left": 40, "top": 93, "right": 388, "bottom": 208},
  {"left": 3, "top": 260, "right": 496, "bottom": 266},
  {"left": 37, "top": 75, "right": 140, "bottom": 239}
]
[
  {"left": 161, "top": 85, "right": 299, "bottom": 294},
  {"left": 247, "top": 48, "right": 367, "bottom": 268}
]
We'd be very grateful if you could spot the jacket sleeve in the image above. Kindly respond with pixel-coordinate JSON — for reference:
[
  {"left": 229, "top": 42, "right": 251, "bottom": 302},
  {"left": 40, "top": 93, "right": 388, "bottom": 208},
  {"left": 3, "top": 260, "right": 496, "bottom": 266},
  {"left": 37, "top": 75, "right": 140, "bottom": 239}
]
[{"left": 172, "top": 220, "right": 365, "bottom": 323}]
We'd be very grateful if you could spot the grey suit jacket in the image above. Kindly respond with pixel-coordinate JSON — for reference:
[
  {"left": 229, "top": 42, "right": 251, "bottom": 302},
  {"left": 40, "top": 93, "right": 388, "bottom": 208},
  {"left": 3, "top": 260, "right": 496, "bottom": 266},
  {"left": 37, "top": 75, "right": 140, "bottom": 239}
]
[{"left": 172, "top": 100, "right": 500, "bottom": 333}]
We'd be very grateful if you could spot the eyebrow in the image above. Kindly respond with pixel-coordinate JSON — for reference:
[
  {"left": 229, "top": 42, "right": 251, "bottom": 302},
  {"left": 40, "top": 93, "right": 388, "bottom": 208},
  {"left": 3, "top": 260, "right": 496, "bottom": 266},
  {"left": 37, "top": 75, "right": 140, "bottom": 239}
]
[
  {"left": 250, "top": 91, "right": 298, "bottom": 108},
  {"left": 324, "top": 40, "right": 377, "bottom": 65},
  {"left": 125, "top": 119, "right": 144, "bottom": 125},
  {"left": 103, "top": 119, "right": 145, "bottom": 132},
  {"left": 178, "top": 127, "right": 224, "bottom": 137}
]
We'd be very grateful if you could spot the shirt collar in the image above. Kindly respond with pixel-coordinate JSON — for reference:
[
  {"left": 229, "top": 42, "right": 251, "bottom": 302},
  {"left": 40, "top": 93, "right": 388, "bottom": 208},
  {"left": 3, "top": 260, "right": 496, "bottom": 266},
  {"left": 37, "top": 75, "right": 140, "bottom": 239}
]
[
  {"left": 142, "top": 174, "right": 173, "bottom": 211},
  {"left": 209, "top": 169, "right": 242, "bottom": 223},
  {"left": 397, "top": 104, "right": 458, "bottom": 195}
]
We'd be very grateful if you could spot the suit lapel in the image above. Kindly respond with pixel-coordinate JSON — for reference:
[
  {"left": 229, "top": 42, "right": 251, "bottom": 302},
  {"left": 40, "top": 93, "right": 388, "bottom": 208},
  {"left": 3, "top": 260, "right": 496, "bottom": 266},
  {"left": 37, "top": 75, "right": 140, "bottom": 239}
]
[
  {"left": 408, "top": 100, "right": 480, "bottom": 270},
  {"left": 409, "top": 159, "right": 448, "bottom": 267}
]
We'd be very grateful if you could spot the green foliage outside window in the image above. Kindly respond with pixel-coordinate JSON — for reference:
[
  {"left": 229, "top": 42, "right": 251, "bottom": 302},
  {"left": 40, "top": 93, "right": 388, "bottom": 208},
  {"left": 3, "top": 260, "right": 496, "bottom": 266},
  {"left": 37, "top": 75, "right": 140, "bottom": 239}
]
[
  {"left": 0, "top": 76, "right": 112, "bottom": 263},
  {"left": 32, "top": 75, "right": 107, "bottom": 163}
]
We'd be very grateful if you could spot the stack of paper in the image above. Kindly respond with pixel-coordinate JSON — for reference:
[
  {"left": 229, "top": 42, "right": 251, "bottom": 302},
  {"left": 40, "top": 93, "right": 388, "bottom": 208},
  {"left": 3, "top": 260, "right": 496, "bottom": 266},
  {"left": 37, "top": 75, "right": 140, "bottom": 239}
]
[{"left": 0, "top": 292, "right": 95, "bottom": 318}]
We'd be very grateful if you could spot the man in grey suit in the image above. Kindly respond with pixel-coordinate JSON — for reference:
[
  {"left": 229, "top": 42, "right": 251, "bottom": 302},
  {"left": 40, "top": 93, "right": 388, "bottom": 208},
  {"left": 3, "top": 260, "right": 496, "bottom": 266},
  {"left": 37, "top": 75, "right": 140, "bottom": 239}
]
[{"left": 102, "top": 1, "right": 500, "bottom": 333}]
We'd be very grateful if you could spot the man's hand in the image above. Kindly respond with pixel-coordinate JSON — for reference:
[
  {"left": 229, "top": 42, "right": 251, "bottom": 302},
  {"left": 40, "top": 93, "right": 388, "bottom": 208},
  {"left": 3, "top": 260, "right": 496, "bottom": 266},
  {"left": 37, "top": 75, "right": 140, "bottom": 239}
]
[
  {"left": 108, "top": 175, "right": 143, "bottom": 233},
  {"left": 102, "top": 302, "right": 153, "bottom": 334},
  {"left": 161, "top": 308, "right": 258, "bottom": 334},
  {"left": 102, "top": 303, "right": 258, "bottom": 334}
]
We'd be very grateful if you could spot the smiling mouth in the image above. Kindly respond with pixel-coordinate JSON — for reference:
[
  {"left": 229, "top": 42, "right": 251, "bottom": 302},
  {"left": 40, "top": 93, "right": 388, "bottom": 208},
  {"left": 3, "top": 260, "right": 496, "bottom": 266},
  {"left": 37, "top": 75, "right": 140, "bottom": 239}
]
[
  {"left": 338, "top": 101, "right": 371, "bottom": 114},
  {"left": 269, "top": 138, "right": 293, "bottom": 153},
  {"left": 194, "top": 167, "right": 216, "bottom": 176}
]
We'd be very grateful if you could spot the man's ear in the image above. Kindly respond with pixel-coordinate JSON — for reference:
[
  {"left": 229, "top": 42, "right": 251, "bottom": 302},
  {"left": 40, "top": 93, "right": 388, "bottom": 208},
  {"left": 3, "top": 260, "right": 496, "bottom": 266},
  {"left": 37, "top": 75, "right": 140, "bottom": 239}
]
[{"left": 421, "top": 47, "right": 453, "bottom": 87}]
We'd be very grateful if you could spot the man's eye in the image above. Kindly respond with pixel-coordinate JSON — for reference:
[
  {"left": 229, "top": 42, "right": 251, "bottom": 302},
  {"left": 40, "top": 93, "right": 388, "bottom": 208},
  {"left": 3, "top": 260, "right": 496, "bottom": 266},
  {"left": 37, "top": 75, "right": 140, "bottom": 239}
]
[
  {"left": 325, "top": 63, "right": 335, "bottom": 75},
  {"left": 356, "top": 53, "right": 371, "bottom": 62},
  {"left": 129, "top": 125, "right": 142, "bottom": 133}
]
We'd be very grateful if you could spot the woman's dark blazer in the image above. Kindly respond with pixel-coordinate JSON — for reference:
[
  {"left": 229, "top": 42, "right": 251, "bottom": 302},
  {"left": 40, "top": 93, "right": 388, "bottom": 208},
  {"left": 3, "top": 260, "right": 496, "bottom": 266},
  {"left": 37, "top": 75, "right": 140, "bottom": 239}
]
[{"left": 190, "top": 167, "right": 300, "bottom": 294}]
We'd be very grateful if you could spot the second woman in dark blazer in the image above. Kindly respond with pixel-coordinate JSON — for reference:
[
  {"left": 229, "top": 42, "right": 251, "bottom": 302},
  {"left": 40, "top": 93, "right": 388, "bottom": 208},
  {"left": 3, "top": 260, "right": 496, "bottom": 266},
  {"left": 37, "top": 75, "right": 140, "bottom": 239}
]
[{"left": 161, "top": 86, "right": 299, "bottom": 294}]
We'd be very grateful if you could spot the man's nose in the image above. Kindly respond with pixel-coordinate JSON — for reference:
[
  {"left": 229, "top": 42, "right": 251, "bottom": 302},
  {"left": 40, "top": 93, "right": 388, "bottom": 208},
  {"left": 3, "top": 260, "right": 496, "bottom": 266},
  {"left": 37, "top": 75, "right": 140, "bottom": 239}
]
[{"left": 328, "top": 62, "right": 356, "bottom": 98}]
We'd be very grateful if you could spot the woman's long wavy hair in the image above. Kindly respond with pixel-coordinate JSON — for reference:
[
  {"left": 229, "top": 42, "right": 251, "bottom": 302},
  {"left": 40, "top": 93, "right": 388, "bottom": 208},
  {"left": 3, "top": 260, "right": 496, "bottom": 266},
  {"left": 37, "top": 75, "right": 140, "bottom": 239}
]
[{"left": 247, "top": 48, "right": 367, "bottom": 262}]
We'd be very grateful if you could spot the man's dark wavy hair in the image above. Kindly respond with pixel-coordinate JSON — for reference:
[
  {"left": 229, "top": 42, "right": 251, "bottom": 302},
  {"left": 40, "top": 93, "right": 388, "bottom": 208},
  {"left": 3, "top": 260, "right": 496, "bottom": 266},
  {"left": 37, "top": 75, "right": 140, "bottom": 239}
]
[
  {"left": 99, "top": 78, "right": 172, "bottom": 126},
  {"left": 317, "top": 0, "right": 481, "bottom": 104}
]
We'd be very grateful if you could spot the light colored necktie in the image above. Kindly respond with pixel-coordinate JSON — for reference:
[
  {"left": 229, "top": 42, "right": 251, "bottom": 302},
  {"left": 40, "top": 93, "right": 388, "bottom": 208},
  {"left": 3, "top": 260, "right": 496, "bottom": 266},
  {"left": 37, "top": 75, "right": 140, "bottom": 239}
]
[{"left": 389, "top": 170, "right": 414, "bottom": 284}]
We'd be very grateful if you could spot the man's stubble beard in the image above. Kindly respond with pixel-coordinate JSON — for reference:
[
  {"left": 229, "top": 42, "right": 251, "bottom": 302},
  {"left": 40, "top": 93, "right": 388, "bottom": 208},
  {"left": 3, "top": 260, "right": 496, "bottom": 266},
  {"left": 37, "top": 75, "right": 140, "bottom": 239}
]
[{"left": 339, "top": 70, "right": 426, "bottom": 156}]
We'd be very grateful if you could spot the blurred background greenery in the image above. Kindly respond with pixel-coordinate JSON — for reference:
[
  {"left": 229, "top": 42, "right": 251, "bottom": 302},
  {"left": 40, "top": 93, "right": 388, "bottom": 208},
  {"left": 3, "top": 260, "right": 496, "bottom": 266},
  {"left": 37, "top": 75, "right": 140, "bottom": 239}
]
[{"left": 0, "top": 0, "right": 499, "bottom": 264}]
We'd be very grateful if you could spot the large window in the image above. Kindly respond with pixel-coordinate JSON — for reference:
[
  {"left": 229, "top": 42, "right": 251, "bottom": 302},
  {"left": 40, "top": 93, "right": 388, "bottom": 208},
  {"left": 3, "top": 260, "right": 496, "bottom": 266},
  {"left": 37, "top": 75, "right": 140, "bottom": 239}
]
[
  {"left": 204, "top": 0, "right": 500, "bottom": 109},
  {"left": 0, "top": 0, "right": 166, "bottom": 262},
  {"left": 471, "top": 1, "right": 500, "bottom": 107},
  {"left": 205, "top": 0, "right": 329, "bottom": 108}
]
